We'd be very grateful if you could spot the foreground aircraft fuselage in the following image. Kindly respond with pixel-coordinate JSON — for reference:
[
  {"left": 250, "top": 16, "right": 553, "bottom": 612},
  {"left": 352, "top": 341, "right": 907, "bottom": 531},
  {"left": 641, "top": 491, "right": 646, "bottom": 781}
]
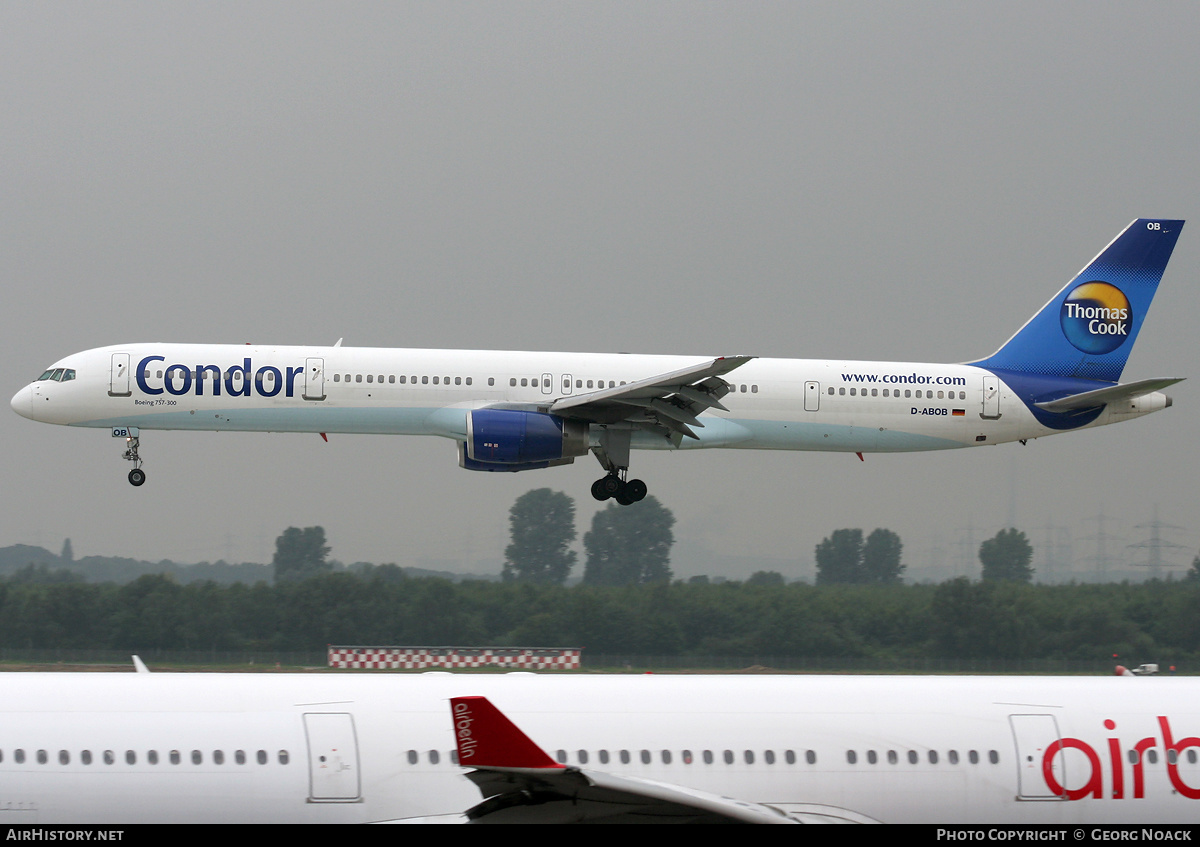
[
  {"left": 10, "top": 219, "right": 1185, "bottom": 501},
  {"left": 2, "top": 672, "right": 1200, "bottom": 824}
]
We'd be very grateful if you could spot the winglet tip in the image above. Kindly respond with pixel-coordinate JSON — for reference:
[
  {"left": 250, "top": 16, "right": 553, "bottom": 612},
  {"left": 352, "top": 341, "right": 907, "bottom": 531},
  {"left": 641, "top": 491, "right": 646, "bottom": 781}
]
[{"left": 451, "top": 696, "right": 562, "bottom": 770}]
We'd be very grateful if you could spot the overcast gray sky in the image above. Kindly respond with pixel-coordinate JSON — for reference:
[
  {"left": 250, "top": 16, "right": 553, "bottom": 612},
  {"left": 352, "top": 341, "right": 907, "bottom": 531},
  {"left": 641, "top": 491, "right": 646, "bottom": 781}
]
[{"left": 3, "top": 2, "right": 1197, "bottom": 581}]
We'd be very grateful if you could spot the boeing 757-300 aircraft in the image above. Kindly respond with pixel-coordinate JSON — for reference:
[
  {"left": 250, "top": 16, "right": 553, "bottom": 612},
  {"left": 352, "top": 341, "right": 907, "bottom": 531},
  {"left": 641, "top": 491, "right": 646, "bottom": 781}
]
[
  {"left": 2, "top": 670, "right": 1200, "bottom": 824},
  {"left": 10, "top": 219, "right": 1184, "bottom": 502}
]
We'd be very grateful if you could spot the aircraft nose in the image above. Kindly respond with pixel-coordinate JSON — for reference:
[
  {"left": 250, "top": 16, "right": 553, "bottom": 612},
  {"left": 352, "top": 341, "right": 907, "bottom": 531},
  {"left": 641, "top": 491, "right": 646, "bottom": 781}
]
[{"left": 10, "top": 385, "right": 32, "bottom": 420}]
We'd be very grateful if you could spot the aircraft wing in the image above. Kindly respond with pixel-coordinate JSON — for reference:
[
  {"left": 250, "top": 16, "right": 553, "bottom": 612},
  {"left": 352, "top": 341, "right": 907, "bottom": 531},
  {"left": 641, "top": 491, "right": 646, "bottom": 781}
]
[
  {"left": 548, "top": 355, "right": 753, "bottom": 441},
  {"left": 449, "top": 695, "right": 796, "bottom": 825},
  {"left": 1033, "top": 377, "right": 1183, "bottom": 413}
]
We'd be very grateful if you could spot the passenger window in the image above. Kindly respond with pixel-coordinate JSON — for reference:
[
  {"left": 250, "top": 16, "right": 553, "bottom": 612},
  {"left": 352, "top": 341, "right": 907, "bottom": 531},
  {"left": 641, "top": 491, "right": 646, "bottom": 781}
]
[
  {"left": 59, "top": 750, "right": 69, "bottom": 765},
  {"left": 367, "top": 374, "right": 374, "bottom": 383},
  {"left": 125, "top": 750, "right": 136, "bottom": 765},
  {"left": 257, "top": 750, "right": 267, "bottom": 765},
  {"left": 170, "top": 750, "right": 181, "bottom": 765},
  {"left": 278, "top": 750, "right": 290, "bottom": 765},
  {"left": 104, "top": 750, "right": 115, "bottom": 765},
  {"left": 192, "top": 750, "right": 202, "bottom": 765},
  {"left": 333, "top": 374, "right": 340, "bottom": 382}
]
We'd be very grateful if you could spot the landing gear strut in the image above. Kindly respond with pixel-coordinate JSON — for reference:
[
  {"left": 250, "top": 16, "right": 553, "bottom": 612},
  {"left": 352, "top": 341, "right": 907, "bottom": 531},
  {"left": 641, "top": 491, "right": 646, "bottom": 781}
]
[
  {"left": 590, "top": 427, "right": 647, "bottom": 505},
  {"left": 123, "top": 435, "right": 146, "bottom": 486}
]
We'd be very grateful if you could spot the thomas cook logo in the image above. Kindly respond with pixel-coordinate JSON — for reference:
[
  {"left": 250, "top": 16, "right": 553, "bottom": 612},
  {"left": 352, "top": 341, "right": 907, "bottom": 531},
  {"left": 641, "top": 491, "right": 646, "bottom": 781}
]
[{"left": 1060, "top": 281, "right": 1132, "bottom": 354}]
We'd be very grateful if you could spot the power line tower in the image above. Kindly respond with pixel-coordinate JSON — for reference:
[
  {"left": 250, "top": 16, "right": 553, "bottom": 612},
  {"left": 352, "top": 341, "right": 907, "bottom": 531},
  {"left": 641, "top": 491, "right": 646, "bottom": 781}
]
[{"left": 1127, "top": 504, "right": 1189, "bottom": 580}]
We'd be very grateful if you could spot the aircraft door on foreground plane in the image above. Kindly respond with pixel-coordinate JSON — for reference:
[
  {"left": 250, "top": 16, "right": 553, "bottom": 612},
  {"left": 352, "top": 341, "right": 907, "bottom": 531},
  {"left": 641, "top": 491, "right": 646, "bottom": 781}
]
[
  {"left": 10, "top": 219, "right": 1184, "bottom": 501},
  {"left": 2, "top": 673, "right": 1200, "bottom": 824}
]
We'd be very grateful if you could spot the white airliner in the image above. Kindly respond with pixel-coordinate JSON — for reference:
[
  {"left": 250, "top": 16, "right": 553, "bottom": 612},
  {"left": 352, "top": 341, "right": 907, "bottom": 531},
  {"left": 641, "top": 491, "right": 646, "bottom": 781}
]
[
  {"left": 10, "top": 219, "right": 1185, "bottom": 502},
  {"left": 2, "top": 670, "right": 1200, "bottom": 824}
]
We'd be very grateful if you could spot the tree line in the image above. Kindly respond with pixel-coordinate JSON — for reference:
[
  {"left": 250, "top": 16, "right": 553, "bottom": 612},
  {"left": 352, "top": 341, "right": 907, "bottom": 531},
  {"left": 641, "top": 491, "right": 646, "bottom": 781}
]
[{"left": 3, "top": 565, "right": 1200, "bottom": 662}]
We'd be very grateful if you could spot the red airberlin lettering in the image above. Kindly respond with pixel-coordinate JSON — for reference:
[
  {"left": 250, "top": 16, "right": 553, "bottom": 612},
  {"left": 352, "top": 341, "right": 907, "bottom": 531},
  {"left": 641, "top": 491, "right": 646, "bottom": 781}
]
[{"left": 1041, "top": 717, "right": 1200, "bottom": 800}]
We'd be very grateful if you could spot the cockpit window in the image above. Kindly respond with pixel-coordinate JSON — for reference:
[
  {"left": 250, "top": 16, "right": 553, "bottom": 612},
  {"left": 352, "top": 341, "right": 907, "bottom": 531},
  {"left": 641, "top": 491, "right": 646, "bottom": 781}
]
[{"left": 36, "top": 368, "right": 74, "bottom": 382}]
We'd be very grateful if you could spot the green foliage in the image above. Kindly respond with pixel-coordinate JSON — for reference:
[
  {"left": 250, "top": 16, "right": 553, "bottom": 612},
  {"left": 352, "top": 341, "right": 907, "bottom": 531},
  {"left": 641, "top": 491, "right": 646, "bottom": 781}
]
[
  {"left": 2, "top": 562, "right": 1200, "bottom": 663},
  {"left": 979, "top": 528, "right": 1034, "bottom": 583},
  {"left": 502, "top": 489, "right": 577, "bottom": 585},
  {"left": 582, "top": 496, "right": 675, "bottom": 586},
  {"left": 272, "top": 527, "right": 332, "bottom": 584},
  {"left": 815, "top": 528, "right": 904, "bottom": 584}
]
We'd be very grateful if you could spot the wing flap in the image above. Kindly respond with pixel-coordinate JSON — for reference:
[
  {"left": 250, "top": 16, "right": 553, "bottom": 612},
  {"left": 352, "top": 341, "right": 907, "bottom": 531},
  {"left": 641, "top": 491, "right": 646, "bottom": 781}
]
[{"left": 549, "top": 355, "right": 751, "bottom": 439}]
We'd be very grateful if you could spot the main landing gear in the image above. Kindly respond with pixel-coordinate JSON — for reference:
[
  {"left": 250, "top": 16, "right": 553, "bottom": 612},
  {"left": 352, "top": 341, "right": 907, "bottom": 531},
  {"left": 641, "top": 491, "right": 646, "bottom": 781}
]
[
  {"left": 591, "top": 472, "right": 647, "bottom": 506},
  {"left": 590, "top": 427, "right": 646, "bottom": 505},
  {"left": 122, "top": 434, "right": 146, "bottom": 486}
]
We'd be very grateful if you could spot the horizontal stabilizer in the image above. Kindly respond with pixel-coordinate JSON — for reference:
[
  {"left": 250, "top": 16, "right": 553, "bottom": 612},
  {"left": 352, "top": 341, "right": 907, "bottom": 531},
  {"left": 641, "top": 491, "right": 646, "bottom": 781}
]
[{"left": 1033, "top": 377, "right": 1183, "bottom": 412}]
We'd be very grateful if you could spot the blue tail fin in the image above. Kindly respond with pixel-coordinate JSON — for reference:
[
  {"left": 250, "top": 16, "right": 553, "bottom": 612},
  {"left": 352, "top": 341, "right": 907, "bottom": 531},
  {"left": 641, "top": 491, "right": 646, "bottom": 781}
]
[{"left": 969, "top": 219, "right": 1184, "bottom": 382}]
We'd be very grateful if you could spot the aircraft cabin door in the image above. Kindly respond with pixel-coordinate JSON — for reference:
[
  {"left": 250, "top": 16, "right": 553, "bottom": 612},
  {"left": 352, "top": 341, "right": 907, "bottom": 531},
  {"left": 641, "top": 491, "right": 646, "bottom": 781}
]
[
  {"left": 303, "top": 358, "right": 326, "bottom": 401},
  {"left": 804, "top": 381, "right": 820, "bottom": 412},
  {"left": 981, "top": 376, "right": 1001, "bottom": 419},
  {"left": 304, "top": 712, "right": 362, "bottom": 802},
  {"left": 109, "top": 353, "right": 131, "bottom": 397},
  {"left": 561, "top": 373, "right": 574, "bottom": 395},
  {"left": 1009, "top": 714, "right": 1065, "bottom": 801},
  {"left": 541, "top": 372, "right": 553, "bottom": 395}
]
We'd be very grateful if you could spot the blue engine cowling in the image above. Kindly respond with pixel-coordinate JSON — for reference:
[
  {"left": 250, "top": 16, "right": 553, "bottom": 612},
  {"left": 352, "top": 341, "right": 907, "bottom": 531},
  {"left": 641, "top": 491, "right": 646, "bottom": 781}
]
[{"left": 459, "top": 409, "right": 590, "bottom": 472}]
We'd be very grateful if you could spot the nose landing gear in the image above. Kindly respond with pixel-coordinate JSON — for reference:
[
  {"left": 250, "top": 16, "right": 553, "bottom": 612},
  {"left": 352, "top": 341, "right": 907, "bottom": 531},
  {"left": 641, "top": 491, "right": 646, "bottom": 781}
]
[{"left": 121, "top": 433, "right": 145, "bottom": 486}]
